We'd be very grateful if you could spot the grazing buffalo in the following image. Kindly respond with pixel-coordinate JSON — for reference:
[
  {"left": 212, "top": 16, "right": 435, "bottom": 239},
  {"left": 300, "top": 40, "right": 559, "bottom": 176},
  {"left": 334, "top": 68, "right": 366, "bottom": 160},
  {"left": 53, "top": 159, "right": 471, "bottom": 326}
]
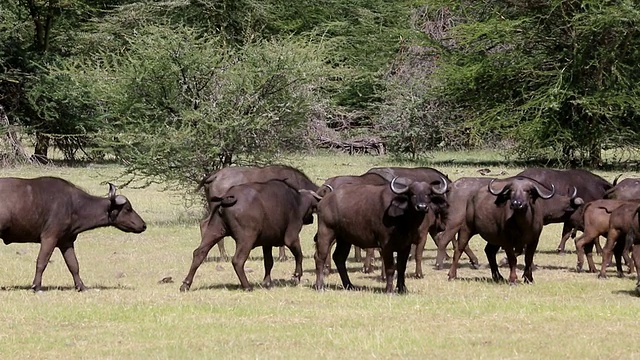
[
  {"left": 574, "top": 199, "right": 638, "bottom": 276},
  {"left": 604, "top": 177, "right": 640, "bottom": 201},
  {"left": 198, "top": 165, "right": 319, "bottom": 262},
  {"left": 448, "top": 177, "right": 568, "bottom": 284},
  {"left": 0, "top": 177, "right": 147, "bottom": 291},
  {"left": 180, "top": 180, "right": 319, "bottom": 291},
  {"left": 313, "top": 177, "right": 448, "bottom": 294},
  {"left": 516, "top": 168, "right": 617, "bottom": 253}
]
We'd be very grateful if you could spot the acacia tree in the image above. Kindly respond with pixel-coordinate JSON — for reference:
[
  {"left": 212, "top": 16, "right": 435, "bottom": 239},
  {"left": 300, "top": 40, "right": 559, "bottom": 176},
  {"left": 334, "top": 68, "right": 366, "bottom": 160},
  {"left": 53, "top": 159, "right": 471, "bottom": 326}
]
[
  {"left": 51, "top": 18, "right": 329, "bottom": 192},
  {"left": 426, "top": 0, "right": 640, "bottom": 166}
]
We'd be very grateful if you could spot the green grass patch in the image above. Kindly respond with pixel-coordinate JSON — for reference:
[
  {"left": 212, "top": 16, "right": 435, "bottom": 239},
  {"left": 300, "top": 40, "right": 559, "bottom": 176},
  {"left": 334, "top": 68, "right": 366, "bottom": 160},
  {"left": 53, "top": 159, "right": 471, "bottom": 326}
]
[{"left": 0, "top": 153, "right": 639, "bottom": 358}]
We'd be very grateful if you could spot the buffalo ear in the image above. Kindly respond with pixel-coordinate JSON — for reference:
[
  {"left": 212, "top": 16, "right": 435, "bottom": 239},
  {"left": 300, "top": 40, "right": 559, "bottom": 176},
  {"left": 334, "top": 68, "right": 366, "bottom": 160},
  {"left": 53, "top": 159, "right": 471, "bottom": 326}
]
[
  {"left": 114, "top": 195, "right": 128, "bottom": 206},
  {"left": 388, "top": 196, "right": 409, "bottom": 217}
]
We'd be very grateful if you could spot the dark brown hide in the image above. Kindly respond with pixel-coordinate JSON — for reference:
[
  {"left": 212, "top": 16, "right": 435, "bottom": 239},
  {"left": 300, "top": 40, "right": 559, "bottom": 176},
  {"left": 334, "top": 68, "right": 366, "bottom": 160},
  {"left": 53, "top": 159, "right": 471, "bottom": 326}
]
[
  {"left": 198, "top": 165, "right": 319, "bottom": 261},
  {"left": 363, "top": 167, "right": 451, "bottom": 277},
  {"left": 180, "top": 180, "right": 318, "bottom": 291},
  {"left": 313, "top": 178, "right": 447, "bottom": 294},
  {"left": 516, "top": 168, "right": 615, "bottom": 253},
  {"left": 0, "top": 177, "right": 146, "bottom": 291},
  {"left": 448, "top": 176, "right": 568, "bottom": 284},
  {"left": 604, "top": 178, "right": 640, "bottom": 201}
]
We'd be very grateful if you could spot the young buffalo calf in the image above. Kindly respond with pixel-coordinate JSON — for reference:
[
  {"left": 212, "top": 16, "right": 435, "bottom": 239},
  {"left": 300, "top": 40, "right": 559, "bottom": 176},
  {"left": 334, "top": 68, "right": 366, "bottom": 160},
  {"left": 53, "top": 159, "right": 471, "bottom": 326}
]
[
  {"left": 573, "top": 199, "right": 638, "bottom": 275},
  {"left": 180, "top": 180, "right": 319, "bottom": 291}
]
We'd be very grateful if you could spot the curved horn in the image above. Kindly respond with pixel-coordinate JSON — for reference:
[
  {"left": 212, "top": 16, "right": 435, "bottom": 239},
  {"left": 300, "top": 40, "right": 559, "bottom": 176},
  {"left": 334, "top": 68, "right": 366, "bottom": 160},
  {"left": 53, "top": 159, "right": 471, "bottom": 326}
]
[
  {"left": 612, "top": 173, "right": 622, "bottom": 186},
  {"left": 108, "top": 183, "right": 117, "bottom": 200},
  {"left": 390, "top": 177, "right": 409, "bottom": 195},
  {"left": 569, "top": 186, "right": 577, "bottom": 199},
  {"left": 300, "top": 189, "right": 323, "bottom": 201},
  {"left": 533, "top": 183, "right": 556, "bottom": 199},
  {"left": 432, "top": 176, "right": 449, "bottom": 195},
  {"left": 488, "top": 179, "right": 509, "bottom": 196},
  {"left": 322, "top": 184, "right": 334, "bottom": 192}
]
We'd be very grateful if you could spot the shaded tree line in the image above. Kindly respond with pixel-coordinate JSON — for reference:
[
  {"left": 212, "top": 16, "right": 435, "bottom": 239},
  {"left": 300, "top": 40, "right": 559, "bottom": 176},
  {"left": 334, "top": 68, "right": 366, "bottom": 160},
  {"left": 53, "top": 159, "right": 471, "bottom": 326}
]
[{"left": 1, "top": 0, "right": 639, "bottom": 191}]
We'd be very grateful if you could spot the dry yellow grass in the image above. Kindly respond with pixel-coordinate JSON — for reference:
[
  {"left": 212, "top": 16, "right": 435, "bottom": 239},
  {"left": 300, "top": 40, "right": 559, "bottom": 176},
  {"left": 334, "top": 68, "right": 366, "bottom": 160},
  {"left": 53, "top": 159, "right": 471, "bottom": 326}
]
[{"left": 0, "top": 153, "right": 638, "bottom": 359}]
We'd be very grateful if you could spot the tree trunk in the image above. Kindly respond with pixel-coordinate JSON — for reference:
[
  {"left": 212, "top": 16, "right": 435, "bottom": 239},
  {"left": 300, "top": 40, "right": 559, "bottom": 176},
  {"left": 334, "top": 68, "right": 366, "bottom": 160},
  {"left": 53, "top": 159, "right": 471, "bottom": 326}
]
[
  {"left": 0, "top": 105, "right": 31, "bottom": 163},
  {"left": 32, "top": 132, "right": 50, "bottom": 163},
  {"left": 588, "top": 141, "right": 602, "bottom": 167}
]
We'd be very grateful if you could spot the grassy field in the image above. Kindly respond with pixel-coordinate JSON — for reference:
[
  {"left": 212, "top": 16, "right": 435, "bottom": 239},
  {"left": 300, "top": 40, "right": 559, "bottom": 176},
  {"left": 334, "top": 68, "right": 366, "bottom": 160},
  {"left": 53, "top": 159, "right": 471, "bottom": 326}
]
[{"left": 0, "top": 153, "right": 639, "bottom": 359}]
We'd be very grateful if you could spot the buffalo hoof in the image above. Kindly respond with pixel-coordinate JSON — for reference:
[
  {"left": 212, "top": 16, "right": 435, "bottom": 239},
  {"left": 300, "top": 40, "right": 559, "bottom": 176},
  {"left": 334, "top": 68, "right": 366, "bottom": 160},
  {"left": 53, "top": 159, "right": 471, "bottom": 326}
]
[
  {"left": 617, "top": 272, "right": 625, "bottom": 279},
  {"left": 179, "top": 283, "right": 191, "bottom": 292},
  {"left": 242, "top": 286, "right": 254, "bottom": 292},
  {"left": 261, "top": 281, "right": 272, "bottom": 289},
  {"left": 576, "top": 266, "right": 583, "bottom": 273},
  {"left": 344, "top": 283, "right": 357, "bottom": 291},
  {"left": 76, "top": 285, "right": 88, "bottom": 292},
  {"left": 363, "top": 266, "right": 374, "bottom": 274},
  {"left": 414, "top": 272, "right": 424, "bottom": 279},
  {"left": 396, "top": 286, "right": 408, "bottom": 294},
  {"left": 278, "top": 255, "right": 288, "bottom": 262},
  {"left": 434, "top": 263, "right": 443, "bottom": 271},
  {"left": 597, "top": 273, "right": 608, "bottom": 280},
  {"left": 508, "top": 281, "right": 518, "bottom": 286},
  {"left": 470, "top": 261, "right": 481, "bottom": 270},
  {"left": 556, "top": 248, "right": 565, "bottom": 254}
]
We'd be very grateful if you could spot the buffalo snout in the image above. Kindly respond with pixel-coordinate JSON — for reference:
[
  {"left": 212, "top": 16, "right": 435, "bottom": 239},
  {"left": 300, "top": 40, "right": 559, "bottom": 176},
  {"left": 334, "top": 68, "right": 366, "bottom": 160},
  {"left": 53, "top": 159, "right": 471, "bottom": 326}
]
[
  {"left": 415, "top": 202, "right": 429, "bottom": 212},
  {"left": 510, "top": 199, "right": 527, "bottom": 210}
]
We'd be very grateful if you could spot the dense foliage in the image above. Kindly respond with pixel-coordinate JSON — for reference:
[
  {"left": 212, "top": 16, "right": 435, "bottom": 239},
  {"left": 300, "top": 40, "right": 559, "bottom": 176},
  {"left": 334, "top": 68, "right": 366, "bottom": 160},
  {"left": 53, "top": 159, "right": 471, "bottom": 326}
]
[{"left": 1, "top": 0, "right": 639, "bottom": 188}]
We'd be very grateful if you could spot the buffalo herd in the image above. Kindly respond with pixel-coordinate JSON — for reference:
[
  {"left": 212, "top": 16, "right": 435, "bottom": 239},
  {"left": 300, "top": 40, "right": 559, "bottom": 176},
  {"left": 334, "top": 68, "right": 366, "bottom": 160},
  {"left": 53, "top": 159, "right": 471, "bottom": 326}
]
[{"left": 2, "top": 165, "right": 640, "bottom": 295}]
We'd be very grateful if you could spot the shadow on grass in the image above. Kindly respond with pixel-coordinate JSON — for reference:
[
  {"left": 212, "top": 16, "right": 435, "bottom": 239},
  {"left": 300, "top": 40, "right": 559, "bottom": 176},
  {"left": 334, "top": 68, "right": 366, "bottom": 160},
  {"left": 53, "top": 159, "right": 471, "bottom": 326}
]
[
  {"left": 306, "top": 283, "right": 389, "bottom": 294},
  {"left": 0, "top": 284, "right": 135, "bottom": 292},
  {"left": 612, "top": 289, "right": 639, "bottom": 297},
  {"left": 191, "top": 278, "right": 301, "bottom": 291}
]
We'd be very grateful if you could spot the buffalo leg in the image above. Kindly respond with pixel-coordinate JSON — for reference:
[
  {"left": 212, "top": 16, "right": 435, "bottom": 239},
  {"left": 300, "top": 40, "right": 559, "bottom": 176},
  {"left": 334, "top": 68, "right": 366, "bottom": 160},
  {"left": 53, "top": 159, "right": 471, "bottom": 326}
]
[
  {"left": 354, "top": 246, "right": 363, "bottom": 262},
  {"left": 58, "top": 240, "right": 87, "bottom": 292},
  {"left": 396, "top": 245, "right": 411, "bottom": 294},
  {"left": 575, "top": 232, "right": 599, "bottom": 273},
  {"left": 503, "top": 247, "right": 519, "bottom": 285},
  {"left": 284, "top": 233, "right": 303, "bottom": 285},
  {"left": 31, "top": 237, "right": 57, "bottom": 292},
  {"left": 523, "top": 241, "right": 538, "bottom": 284},
  {"left": 380, "top": 246, "right": 396, "bottom": 293},
  {"left": 632, "top": 243, "right": 640, "bottom": 294},
  {"left": 557, "top": 222, "right": 574, "bottom": 253},
  {"left": 448, "top": 226, "right": 472, "bottom": 280},
  {"left": 231, "top": 239, "right": 255, "bottom": 291},
  {"left": 599, "top": 229, "right": 621, "bottom": 279},
  {"left": 363, "top": 248, "right": 375, "bottom": 273},
  {"left": 277, "top": 246, "right": 288, "bottom": 262},
  {"left": 333, "top": 239, "right": 354, "bottom": 290},
  {"left": 314, "top": 228, "right": 334, "bottom": 291},
  {"left": 612, "top": 236, "right": 626, "bottom": 278},
  {"left": 485, "top": 243, "right": 503, "bottom": 282},
  {"left": 180, "top": 217, "right": 226, "bottom": 292},
  {"left": 216, "top": 239, "right": 230, "bottom": 262},
  {"left": 584, "top": 242, "right": 597, "bottom": 273},
  {"left": 413, "top": 236, "right": 426, "bottom": 279},
  {"left": 261, "top": 246, "right": 274, "bottom": 288}
]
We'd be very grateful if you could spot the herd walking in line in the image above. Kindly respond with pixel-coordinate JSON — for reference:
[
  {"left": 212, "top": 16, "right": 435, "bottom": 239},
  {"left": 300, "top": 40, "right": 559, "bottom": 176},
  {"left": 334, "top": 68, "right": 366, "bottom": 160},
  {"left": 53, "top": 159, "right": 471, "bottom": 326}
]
[{"left": 2, "top": 165, "right": 640, "bottom": 295}]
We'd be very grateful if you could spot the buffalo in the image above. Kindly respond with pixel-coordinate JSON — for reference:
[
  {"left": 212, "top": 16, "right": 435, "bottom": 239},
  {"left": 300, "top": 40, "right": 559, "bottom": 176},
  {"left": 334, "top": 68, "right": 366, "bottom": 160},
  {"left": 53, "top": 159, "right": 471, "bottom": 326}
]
[
  {"left": 180, "top": 179, "right": 319, "bottom": 291},
  {"left": 604, "top": 177, "right": 640, "bottom": 201},
  {"left": 625, "top": 205, "right": 640, "bottom": 294},
  {"left": 448, "top": 176, "right": 571, "bottom": 284},
  {"left": 573, "top": 199, "right": 638, "bottom": 276},
  {"left": 516, "top": 168, "right": 617, "bottom": 253},
  {"left": 313, "top": 177, "right": 448, "bottom": 294},
  {"left": 198, "top": 165, "right": 319, "bottom": 262},
  {"left": 0, "top": 177, "right": 147, "bottom": 291}
]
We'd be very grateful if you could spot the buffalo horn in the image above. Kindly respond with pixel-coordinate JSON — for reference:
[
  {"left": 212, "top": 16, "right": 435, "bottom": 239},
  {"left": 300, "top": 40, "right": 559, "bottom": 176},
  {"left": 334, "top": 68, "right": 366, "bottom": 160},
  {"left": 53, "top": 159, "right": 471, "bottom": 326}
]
[
  {"left": 108, "top": 183, "right": 117, "bottom": 201},
  {"left": 390, "top": 177, "right": 409, "bottom": 195},
  {"left": 488, "top": 179, "right": 509, "bottom": 196},
  {"left": 533, "top": 183, "right": 556, "bottom": 199},
  {"left": 432, "top": 176, "right": 449, "bottom": 195},
  {"left": 322, "top": 184, "right": 334, "bottom": 192},
  {"left": 569, "top": 186, "right": 578, "bottom": 199},
  {"left": 300, "top": 189, "right": 323, "bottom": 200}
]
